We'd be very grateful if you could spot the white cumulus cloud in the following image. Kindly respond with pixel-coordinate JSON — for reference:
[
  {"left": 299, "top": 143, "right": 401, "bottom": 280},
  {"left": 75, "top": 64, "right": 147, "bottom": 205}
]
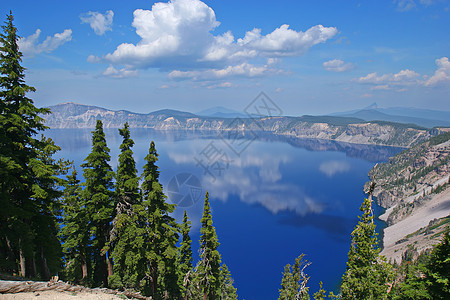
[
  {"left": 169, "top": 62, "right": 279, "bottom": 80},
  {"left": 91, "top": 0, "right": 337, "bottom": 79},
  {"left": 236, "top": 24, "right": 337, "bottom": 57},
  {"left": 18, "top": 29, "right": 72, "bottom": 57},
  {"left": 356, "top": 57, "right": 450, "bottom": 90},
  {"left": 323, "top": 59, "right": 355, "bottom": 72},
  {"left": 102, "top": 65, "right": 138, "bottom": 78},
  {"left": 371, "top": 84, "right": 391, "bottom": 90},
  {"left": 356, "top": 69, "right": 420, "bottom": 87},
  {"left": 80, "top": 10, "right": 114, "bottom": 35},
  {"left": 103, "top": 0, "right": 219, "bottom": 67},
  {"left": 424, "top": 57, "right": 450, "bottom": 86}
]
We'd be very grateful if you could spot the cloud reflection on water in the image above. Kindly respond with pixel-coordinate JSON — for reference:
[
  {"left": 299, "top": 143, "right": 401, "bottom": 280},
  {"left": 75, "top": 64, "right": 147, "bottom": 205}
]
[
  {"left": 319, "top": 160, "right": 351, "bottom": 177},
  {"left": 167, "top": 139, "right": 326, "bottom": 216}
]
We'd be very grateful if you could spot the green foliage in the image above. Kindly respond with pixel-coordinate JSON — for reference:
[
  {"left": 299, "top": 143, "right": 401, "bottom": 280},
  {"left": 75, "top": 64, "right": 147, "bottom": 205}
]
[
  {"left": 383, "top": 230, "right": 450, "bottom": 299},
  {"left": 219, "top": 263, "right": 238, "bottom": 300},
  {"left": 177, "top": 210, "right": 193, "bottom": 299},
  {"left": 370, "top": 120, "right": 427, "bottom": 130},
  {"left": 340, "top": 197, "right": 394, "bottom": 299},
  {"left": 115, "top": 122, "right": 140, "bottom": 205},
  {"left": 299, "top": 115, "right": 364, "bottom": 126},
  {"left": 109, "top": 123, "right": 142, "bottom": 290},
  {"left": 278, "top": 254, "right": 310, "bottom": 300},
  {"left": 81, "top": 120, "right": 115, "bottom": 287},
  {"left": 428, "top": 131, "right": 450, "bottom": 146},
  {"left": 59, "top": 167, "right": 90, "bottom": 284},
  {"left": 279, "top": 264, "right": 294, "bottom": 300},
  {"left": 0, "top": 12, "right": 66, "bottom": 279},
  {"left": 423, "top": 231, "right": 450, "bottom": 299},
  {"left": 196, "top": 191, "right": 222, "bottom": 300},
  {"left": 313, "top": 282, "right": 326, "bottom": 300},
  {"left": 390, "top": 262, "right": 431, "bottom": 300},
  {"left": 140, "top": 140, "right": 180, "bottom": 299}
]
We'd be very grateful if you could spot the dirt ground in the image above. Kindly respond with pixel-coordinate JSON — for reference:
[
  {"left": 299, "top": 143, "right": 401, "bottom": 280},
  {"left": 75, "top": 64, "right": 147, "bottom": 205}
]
[{"left": 0, "top": 290, "right": 125, "bottom": 299}]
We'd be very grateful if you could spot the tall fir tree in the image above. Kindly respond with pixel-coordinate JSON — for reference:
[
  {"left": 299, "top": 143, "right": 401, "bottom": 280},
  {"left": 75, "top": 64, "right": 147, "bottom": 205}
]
[
  {"left": 81, "top": 120, "right": 115, "bottom": 287},
  {"left": 196, "top": 191, "right": 222, "bottom": 300},
  {"left": 30, "top": 135, "right": 68, "bottom": 279},
  {"left": 340, "top": 194, "right": 393, "bottom": 299},
  {"left": 109, "top": 123, "right": 142, "bottom": 290},
  {"left": 141, "top": 140, "right": 180, "bottom": 299},
  {"left": 60, "top": 166, "right": 91, "bottom": 283},
  {"left": 0, "top": 12, "right": 66, "bottom": 279},
  {"left": 60, "top": 167, "right": 88, "bottom": 281},
  {"left": 178, "top": 210, "right": 193, "bottom": 300}
]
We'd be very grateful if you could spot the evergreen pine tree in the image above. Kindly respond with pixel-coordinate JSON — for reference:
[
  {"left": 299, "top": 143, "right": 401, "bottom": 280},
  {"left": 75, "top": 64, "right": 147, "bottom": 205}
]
[
  {"left": 278, "top": 254, "right": 310, "bottom": 300},
  {"left": 109, "top": 123, "right": 142, "bottom": 290},
  {"left": 178, "top": 210, "right": 193, "bottom": 300},
  {"left": 81, "top": 120, "right": 115, "bottom": 286},
  {"left": 141, "top": 140, "right": 179, "bottom": 299},
  {"left": 31, "top": 135, "right": 68, "bottom": 279},
  {"left": 0, "top": 12, "right": 65, "bottom": 279},
  {"left": 60, "top": 166, "right": 90, "bottom": 283},
  {"left": 196, "top": 191, "right": 222, "bottom": 300},
  {"left": 219, "top": 263, "right": 238, "bottom": 300},
  {"left": 340, "top": 195, "right": 394, "bottom": 299}
]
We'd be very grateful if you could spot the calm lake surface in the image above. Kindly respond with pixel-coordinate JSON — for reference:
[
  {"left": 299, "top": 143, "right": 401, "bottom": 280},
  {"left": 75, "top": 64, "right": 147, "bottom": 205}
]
[{"left": 46, "top": 128, "right": 402, "bottom": 300}]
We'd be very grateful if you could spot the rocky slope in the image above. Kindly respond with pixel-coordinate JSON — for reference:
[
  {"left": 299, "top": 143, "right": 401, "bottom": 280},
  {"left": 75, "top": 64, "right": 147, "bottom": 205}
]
[
  {"left": 43, "top": 102, "right": 440, "bottom": 147},
  {"left": 367, "top": 131, "right": 450, "bottom": 262}
]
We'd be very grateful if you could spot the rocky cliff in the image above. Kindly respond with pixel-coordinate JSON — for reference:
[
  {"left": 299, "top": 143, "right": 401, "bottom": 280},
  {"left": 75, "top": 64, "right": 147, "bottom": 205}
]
[
  {"left": 43, "top": 102, "right": 440, "bottom": 148},
  {"left": 367, "top": 131, "right": 450, "bottom": 262}
]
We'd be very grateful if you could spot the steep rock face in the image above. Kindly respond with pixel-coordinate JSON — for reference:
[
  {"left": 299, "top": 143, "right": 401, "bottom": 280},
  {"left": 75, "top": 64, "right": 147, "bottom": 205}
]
[
  {"left": 43, "top": 102, "right": 438, "bottom": 147},
  {"left": 367, "top": 131, "right": 450, "bottom": 262},
  {"left": 369, "top": 133, "right": 450, "bottom": 210}
]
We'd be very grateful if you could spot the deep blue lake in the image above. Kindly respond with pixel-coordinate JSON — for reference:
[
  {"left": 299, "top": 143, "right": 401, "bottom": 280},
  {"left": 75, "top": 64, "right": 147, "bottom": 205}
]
[{"left": 46, "top": 128, "right": 402, "bottom": 300}]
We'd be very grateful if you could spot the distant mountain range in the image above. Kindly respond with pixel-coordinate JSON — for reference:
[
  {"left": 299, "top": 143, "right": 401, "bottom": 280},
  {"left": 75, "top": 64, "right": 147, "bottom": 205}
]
[
  {"left": 330, "top": 103, "right": 450, "bottom": 128},
  {"left": 42, "top": 102, "right": 449, "bottom": 148},
  {"left": 196, "top": 106, "right": 247, "bottom": 119}
]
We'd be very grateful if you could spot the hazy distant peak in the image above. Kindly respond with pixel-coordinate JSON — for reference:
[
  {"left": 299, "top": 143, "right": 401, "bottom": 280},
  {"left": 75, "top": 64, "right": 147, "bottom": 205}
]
[
  {"left": 364, "top": 102, "right": 378, "bottom": 110},
  {"left": 197, "top": 106, "right": 246, "bottom": 118}
]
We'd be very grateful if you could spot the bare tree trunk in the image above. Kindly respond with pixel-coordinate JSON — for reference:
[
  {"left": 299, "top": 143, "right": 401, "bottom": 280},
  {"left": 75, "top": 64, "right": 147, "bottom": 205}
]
[
  {"left": 19, "top": 239, "right": 26, "bottom": 278},
  {"left": 40, "top": 247, "right": 50, "bottom": 280},
  {"left": 31, "top": 255, "right": 37, "bottom": 278},
  {"left": 81, "top": 254, "right": 88, "bottom": 280},
  {"left": 107, "top": 255, "right": 113, "bottom": 277},
  {"left": 5, "top": 236, "right": 16, "bottom": 274},
  {"left": 102, "top": 256, "right": 108, "bottom": 287}
]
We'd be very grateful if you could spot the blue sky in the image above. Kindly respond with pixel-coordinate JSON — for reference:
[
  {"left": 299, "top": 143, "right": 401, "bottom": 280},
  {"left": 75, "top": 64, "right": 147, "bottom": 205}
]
[{"left": 2, "top": 0, "right": 450, "bottom": 115}]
